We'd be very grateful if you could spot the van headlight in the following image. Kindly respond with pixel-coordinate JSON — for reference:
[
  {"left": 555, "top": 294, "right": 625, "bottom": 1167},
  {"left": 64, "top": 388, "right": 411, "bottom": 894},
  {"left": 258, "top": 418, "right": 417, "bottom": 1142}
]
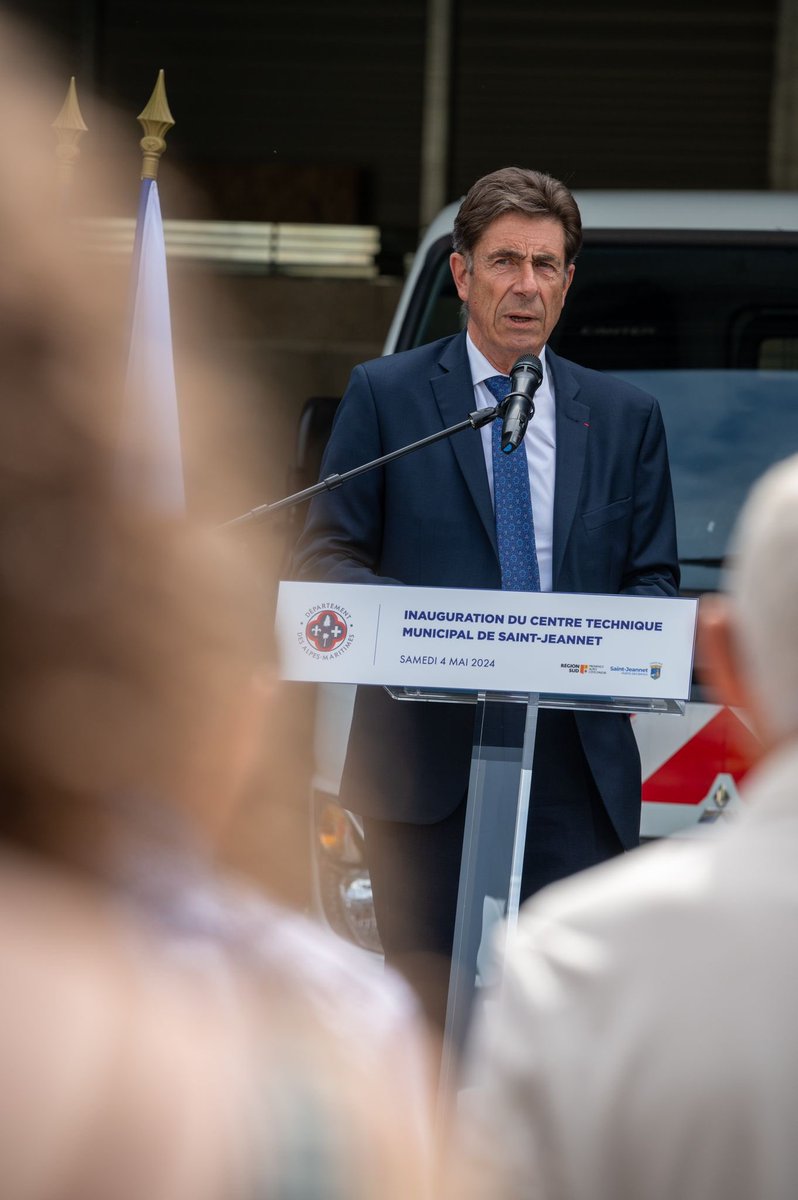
[{"left": 313, "top": 793, "right": 383, "bottom": 955}]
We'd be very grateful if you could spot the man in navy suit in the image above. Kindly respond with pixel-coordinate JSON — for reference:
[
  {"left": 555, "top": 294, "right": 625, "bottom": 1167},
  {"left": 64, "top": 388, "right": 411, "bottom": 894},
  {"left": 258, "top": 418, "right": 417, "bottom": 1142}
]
[{"left": 295, "top": 168, "right": 679, "bottom": 1029}]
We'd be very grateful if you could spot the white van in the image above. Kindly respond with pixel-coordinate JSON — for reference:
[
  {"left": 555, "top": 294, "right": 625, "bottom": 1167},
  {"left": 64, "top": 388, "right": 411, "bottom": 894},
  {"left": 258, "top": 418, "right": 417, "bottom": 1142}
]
[{"left": 307, "top": 192, "right": 798, "bottom": 953}]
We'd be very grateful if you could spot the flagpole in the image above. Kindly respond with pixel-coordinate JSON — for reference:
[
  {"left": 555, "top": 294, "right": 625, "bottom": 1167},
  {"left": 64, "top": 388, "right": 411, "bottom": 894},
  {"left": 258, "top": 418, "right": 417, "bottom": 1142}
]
[
  {"left": 137, "top": 68, "right": 174, "bottom": 182},
  {"left": 52, "top": 77, "right": 88, "bottom": 209},
  {"left": 123, "top": 70, "right": 184, "bottom": 512},
  {"left": 131, "top": 69, "right": 174, "bottom": 281}
]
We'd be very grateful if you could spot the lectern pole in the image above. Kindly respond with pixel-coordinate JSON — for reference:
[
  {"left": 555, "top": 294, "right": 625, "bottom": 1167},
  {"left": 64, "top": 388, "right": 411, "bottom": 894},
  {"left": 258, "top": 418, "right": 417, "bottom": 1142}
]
[
  {"left": 438, "top": 691, "right": 540, "bottom": 1103},
  {"left": 506, "top": 694, "right": 539, "bottom": 933}
]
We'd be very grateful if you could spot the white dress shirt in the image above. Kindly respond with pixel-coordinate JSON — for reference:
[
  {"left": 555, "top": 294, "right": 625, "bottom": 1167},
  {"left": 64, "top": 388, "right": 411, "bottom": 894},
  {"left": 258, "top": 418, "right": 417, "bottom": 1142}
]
[{"left": 465, "top": 334, "right": 556, "bottom": 592}]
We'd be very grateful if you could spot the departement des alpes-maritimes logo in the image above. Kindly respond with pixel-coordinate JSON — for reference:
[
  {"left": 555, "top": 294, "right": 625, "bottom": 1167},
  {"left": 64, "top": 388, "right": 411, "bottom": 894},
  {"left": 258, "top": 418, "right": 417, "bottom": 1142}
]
[{"left": 299, "top": 604, "right": 355, "bottom": 659}]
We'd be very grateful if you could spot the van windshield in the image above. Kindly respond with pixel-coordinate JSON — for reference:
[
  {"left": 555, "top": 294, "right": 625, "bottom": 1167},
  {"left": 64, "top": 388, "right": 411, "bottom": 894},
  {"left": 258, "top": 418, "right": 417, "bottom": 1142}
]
[
  {"left": 616, "top": 369, "right": 798, "bottom": 592},
  {"left": 399, "top": 234, "right": 798, "bottom": 594}
]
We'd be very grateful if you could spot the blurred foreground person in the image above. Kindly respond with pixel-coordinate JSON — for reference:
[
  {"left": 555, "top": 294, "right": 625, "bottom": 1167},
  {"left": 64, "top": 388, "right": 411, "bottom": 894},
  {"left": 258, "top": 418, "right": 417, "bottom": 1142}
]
[
  {"left": 451, "top": 452, "right": 798, "bottom": 1200},
  {"left": 0, "top": 18, "right": 433, "bottom": 1200}
]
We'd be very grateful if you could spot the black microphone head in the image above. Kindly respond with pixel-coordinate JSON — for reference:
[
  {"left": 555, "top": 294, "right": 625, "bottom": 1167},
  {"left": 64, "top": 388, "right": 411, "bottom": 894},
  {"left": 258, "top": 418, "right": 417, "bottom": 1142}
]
[
  {"left": 510, "top": 352, "right": 543, "bottom": 386},
  {"left": 500, "top": 355, "right": 541, "bottom": 454}
]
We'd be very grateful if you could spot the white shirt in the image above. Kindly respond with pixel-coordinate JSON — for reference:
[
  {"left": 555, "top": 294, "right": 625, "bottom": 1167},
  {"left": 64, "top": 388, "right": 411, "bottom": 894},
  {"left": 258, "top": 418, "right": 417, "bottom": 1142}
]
[
  {"left": 465, "top": 334, "right": 556, "bottom": 591},
  {"left": 453, "top": 739, "right": 798, "bottom": 1200}
]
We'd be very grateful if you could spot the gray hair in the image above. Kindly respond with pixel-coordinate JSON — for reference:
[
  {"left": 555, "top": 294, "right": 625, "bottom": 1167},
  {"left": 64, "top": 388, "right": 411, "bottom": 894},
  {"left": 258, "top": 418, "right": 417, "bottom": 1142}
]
[
  {"left": 452, "top": 167, "right": 583, "bottom": 266},
  {"left": 727, "top": 453, "right": 798, "bottom": 739}
]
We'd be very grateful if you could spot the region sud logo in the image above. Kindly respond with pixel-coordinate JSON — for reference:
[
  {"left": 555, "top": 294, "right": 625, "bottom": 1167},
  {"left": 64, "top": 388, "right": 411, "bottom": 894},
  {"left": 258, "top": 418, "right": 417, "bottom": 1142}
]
[{"left": 298, "top": 603, "right": 355, "bottom": 659}]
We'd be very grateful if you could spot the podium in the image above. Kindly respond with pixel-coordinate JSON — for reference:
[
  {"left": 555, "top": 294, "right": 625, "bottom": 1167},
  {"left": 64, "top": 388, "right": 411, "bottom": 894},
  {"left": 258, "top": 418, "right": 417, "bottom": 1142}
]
[{"left": 275, "top": 580, "right": 697, "bottom": 1092}]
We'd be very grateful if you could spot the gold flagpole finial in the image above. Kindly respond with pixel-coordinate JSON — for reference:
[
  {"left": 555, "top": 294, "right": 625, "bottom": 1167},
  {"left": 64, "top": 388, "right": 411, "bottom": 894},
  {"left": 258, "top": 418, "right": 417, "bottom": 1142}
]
[
  {"left": 52, "top": 76, "right": 88, "bottom": 194},
  {"left": 137, "top": 69, "right": 174, "bottom": 181}
]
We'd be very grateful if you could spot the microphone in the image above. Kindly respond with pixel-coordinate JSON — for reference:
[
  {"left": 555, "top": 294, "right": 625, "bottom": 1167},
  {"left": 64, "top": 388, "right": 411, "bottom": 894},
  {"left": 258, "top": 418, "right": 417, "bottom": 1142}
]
[{"left": 501, "top": 352, "right": 544, "bottom": 453}]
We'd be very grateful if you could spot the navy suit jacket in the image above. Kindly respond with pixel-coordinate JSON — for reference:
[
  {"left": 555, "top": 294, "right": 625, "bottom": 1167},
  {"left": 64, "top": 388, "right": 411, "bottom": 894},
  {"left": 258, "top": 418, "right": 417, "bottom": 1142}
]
[{"left": 294, "top": 332, "right": 679, "bottom": 848}]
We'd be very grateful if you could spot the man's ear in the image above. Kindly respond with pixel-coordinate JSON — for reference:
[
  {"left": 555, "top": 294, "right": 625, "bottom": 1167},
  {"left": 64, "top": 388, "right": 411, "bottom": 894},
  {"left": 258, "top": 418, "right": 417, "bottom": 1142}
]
[
  {"left": 449, "top": 251, "right": 470, "bottom": 303},
  {"left": 697, "top": 595, "right": 748, "bottom": 710}
]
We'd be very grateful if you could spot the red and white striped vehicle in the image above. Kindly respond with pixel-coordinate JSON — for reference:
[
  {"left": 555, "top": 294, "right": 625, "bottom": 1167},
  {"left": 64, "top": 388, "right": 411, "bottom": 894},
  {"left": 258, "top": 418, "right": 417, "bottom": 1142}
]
[{"left": 308, "top": 192, "right": 798, "bottom": 953}]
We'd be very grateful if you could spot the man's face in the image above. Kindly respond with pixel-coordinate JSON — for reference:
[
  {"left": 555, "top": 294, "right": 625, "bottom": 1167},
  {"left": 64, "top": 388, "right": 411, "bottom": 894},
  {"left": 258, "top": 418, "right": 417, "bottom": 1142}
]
[{"left": 450, "top": 212, "right": 575, "bottom": 373}]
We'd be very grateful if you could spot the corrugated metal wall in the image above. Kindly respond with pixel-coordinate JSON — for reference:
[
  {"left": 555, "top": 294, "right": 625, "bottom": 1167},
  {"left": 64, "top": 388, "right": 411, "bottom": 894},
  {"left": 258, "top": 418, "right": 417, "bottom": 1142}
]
[
  {"left": 14, "top": 0, "right": 781, "bottom": 231},
  {"left": 95, "top": 0, "right": 428, "bottom": 227},
  {"left": 450, "top": 0, "right": 778, "bottom": 193}
]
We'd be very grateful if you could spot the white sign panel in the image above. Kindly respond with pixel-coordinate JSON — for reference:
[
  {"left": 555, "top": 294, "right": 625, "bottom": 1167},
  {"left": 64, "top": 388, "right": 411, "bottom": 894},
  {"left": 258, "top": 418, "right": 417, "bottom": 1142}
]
[{"left": 276, "top": 582, "right": 697, "bottom": 702}]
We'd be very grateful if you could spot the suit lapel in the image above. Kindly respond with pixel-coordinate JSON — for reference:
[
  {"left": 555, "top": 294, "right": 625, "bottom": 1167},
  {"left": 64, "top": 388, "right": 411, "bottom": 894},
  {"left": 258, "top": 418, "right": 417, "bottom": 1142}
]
[
  {"left": 549, "top": 349, "right": 590, "bottom": 588},
  {"left": 430, "top": 332, "right": 497, "bottom": 554}
]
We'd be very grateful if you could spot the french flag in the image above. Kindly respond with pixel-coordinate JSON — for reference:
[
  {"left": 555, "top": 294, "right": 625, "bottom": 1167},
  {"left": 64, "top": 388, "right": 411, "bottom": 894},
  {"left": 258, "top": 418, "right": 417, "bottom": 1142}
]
[{"left": 122, "top": 175, "right": 184, "bottom": 511}]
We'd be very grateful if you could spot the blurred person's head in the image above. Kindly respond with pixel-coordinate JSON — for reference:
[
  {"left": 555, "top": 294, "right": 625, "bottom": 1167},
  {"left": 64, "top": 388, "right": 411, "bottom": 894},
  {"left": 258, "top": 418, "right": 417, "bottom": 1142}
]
[
  {"left": 700, "top": 453, "right": 798, "bottom": 754},
  {"left": 0, "top": 15, "right": 275, "bottom": 880}
]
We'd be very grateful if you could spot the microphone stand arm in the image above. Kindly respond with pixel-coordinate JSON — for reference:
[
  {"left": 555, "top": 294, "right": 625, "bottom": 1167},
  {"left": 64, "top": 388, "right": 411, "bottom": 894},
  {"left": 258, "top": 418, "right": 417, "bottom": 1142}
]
[{"left": 221, "top": 403, "right": 503, "bottom": 529}]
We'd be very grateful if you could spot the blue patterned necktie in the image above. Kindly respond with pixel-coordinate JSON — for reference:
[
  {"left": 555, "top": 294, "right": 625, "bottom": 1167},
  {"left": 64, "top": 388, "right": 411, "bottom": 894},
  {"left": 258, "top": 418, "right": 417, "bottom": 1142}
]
[{"left": 484, "top": 374, "right": 541, "bottom": 592}]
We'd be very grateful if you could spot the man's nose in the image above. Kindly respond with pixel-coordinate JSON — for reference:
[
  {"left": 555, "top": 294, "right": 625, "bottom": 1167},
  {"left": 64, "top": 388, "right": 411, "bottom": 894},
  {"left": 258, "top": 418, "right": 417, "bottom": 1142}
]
[{"left": 513, "top": 260, "right": 539, "bottom": 294}]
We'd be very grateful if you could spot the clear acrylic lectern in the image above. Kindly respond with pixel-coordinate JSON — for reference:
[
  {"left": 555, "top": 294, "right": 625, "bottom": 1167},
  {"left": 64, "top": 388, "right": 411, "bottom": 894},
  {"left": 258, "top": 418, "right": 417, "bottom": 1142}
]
[
  {"left": 385, "top": 684, "right": 685, "bottom": 1103},
  {"left": 275, "top": 579, "right": 697, "bottom": 1102}
]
